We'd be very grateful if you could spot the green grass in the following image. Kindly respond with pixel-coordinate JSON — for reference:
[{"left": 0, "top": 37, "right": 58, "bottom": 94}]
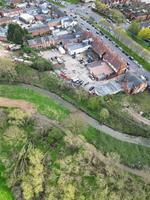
[
  {"left": 48, "top": 0, "right": 65, "bottom": 7},
  {"left": 0, "top": 188, "right": 13, "bottom": 200},
  {"left": 94, "top": 23, "right": 150, "bottom": 71},
  {"left": 127, "top": 31, "right": 150, "bottom": 52},
  {"left": 0, "top": 85, "right": 69, "bottom": 121},
  {"left": 65, "top": 0, "right": 80, "bottom": 3},
  {"left": 83, "top": 126, "right": 150, "bottom": 168}
]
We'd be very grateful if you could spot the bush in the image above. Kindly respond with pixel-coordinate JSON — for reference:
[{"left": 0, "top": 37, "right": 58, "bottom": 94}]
[
  {"left": 31, "top": 57, "right": 53, "bottom": 72},
  {"left": 99, "top": 108, "right": 110, "bottom": 122}
]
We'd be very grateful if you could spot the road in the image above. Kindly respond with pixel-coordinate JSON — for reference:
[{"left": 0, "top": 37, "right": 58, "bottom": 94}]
[
  {"left": 57, "top": 1, "right": 150, "bottom": 81},
  {"left": 22, "top": 84, "right": 150, "bottom": 148}
]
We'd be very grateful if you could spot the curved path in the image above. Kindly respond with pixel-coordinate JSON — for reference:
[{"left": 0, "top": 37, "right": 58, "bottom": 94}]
[
  {"left": 21, "top": 84, "right": 150, "bottom": 148},
  {"left": 0, "top": 94, "right": 149, "bottom": 181}
]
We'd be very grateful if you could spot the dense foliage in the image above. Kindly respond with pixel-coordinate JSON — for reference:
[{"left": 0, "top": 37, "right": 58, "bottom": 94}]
[
  {"left": 0, "top": 107, "right": 150, "bottom": 200},
  {"left": 7, "top": 24, "right": 28, "bottom": 45}
]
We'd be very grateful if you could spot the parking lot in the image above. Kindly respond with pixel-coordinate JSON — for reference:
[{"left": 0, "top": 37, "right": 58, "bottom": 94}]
[
  {"left": 40, "top": 48, "right": 123, "bottom": 95},
  {"left": 40, "top": 48, "right": 95, "bottom": 84}
]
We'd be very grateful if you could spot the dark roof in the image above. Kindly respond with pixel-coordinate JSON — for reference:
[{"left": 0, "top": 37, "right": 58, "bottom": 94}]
[{"left": 124, "top": 71, "right": 146, "bottom": 89}]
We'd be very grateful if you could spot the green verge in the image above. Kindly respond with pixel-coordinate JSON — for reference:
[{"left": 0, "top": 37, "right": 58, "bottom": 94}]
[
  {"left": 47, "top": 0, "right": 65, "bottom": 7},
  {"left": 93, "top": 23, "right": 150, "bottom": 72},
  {"left": 127, "top": 31, "right": 150, "bottom": 52},
  {"left": 0, "top": 85, "right": 69, "bottom": 121}
]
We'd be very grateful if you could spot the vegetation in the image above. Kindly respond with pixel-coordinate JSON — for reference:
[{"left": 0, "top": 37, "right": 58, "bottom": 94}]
[
  {"left": 0, "top": 106, "right": 150, "bottom": 200},
  {"left": 95, "top": 0, "right": 125, "bottom": 23},
  {"left": 82, "top": 126, "right": 150, "bottom": 168},
  {"left": 7, "top": 24, "right": 28, "bottom": 45},
  {"left": 0, "top": 55, "right": 149, "bottom": 137},
  {"left": 0, "top": 0, "right": 6, "bottom": 7},
  {"left": 128, "top": 22, "right": 150, "bottom": 51},
  {"left": 31, "top": 56, "right": 53, "bottom": 72},
  {"left": 0, "top": 85, "right": 69, "bottom": 121},
  {"left": 128, "top": 21, "right": 141, "bottom": 35},
  {"left": 138, "top": 27, "right": 150, "bottom": 40}
]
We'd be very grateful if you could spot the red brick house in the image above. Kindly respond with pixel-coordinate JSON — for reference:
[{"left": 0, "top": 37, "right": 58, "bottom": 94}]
[
  {"left": 84, "top": 31, "right": 127, "bottom": 76},
  {"left": 0, "top": 8, "right": 23, "bottom": 17}
]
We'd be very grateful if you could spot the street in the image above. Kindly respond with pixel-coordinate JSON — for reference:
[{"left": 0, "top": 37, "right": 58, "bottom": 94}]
[{"left": 57, "top": 1, "right": 150, "bottom": 81}]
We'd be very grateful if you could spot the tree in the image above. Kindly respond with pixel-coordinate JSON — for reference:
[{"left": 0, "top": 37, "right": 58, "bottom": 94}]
[
  {"left": 21, "top": 148, "right": 44, "bottom": 200},
  {"left": 31, "top": 57, "right": 53, "bottom": 72},
  {"left": 63, "top": 184, "right": 76, "bottom": 200},
  {"left": 138, "top": 27, "right": 150, "bottom": 40},
  {"left": 128, "top": 21, "right": 141, "bottom": 35},
  {"left": 7, "top": 24, "right": 28, "bottom": 45},
  {"left": 110, "top": 9, "right": 125, "bottom": 24},
  {"left": 95, "top": 0, "right": 109, "bottom": 15},
  {"left": 99, "top": 108, "right": 109, "bottom": 122}
]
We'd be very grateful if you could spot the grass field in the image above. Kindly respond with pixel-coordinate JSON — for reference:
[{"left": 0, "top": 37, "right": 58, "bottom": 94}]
[
  {"left": 0, "top": 85, "right": 69, "bottom": 121},
  {"left": 82, "top": 126, "right": 150, "bottom": 168}
]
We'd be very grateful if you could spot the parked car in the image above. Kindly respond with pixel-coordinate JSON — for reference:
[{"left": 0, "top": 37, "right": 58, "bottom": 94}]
[
  {"left": 84, "top": 82, "right": 89, "bottom": 86},
  {"left": 89, "top": 86, "right": 95, "bottom": 91}
]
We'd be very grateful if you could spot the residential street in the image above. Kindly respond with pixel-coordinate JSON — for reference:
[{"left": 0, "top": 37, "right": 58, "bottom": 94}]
[{"left": 57, "top": 2, "right": 150, "bottom": 81}]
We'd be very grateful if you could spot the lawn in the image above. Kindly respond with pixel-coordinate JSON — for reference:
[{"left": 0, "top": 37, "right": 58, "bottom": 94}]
[
  {"left": 0, "top": 85, "right": 69, "bottom": 121},
  {"left": 83, "top": 126, "right": 150, "bottom": 168}
]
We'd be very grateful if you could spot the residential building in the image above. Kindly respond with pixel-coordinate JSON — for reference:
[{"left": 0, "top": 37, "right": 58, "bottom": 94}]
[
  {"left": 0, "top": 17, "right": 12, "bottom": 25},
  {"left": 27, "top": 24, "right": 50, "bottom": 36},
  {"left": 0, "top": 8, "right": 24, "bottom": 17},
  {"left": 123, "top": 71, "right": 147, "bottom": 94},
  {"left": 84, "top": 31, "right": 127, "bottom": 76}
]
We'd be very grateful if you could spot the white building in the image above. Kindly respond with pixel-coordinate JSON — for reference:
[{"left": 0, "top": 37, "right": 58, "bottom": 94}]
[
  {"left": 20, "top": 13, "right": 34, "bottom": 24},
  {"left": 67, "top": 43, "right": 91, "bottom": 55}
]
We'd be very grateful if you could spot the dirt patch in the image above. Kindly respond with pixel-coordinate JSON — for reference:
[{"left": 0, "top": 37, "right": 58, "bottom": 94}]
[{"left": 0, "top": 97, "right": 36, "bottom": 114}]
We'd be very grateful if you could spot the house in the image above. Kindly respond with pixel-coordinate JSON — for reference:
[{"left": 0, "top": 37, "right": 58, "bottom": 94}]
[
  {"left": 0, "top": 8, "right": 24, "bottom": 17},
  {"left": 20, "top": 13, "right": 34, "bottom": 24},
  {"left": 66, "top": 43, "right": 91, "bottom": 55},
  {"left": 27, "top": 24, "right": 50, "bottom": 36},
  {"left": 123, "top": 71, "right": 147, "bottom": 94},
  {"left": 27, "top": 35, "right": 56, "bottom": 49},
  {"left": 84, "top": 31, "right": 127, "bottom": 76},
  {"left": 0, "top": 17, "right": 12, "bottom": 25}
]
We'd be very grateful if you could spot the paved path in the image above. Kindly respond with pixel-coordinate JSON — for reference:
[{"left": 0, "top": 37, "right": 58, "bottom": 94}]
[
  {"left": 0, "top": 92, "right": 149, "bottom": 181},
  {"left": 21, "top": 84, "right": 150, "bottom": 148}
]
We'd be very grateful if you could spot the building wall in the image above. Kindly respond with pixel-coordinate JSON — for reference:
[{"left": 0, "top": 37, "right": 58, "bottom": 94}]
[
  {"left": 0, "top": 17, "right": 12, "bottom": 25},
  {"left": 123, "top": 81, "right": 147, "bottom": 94}
]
